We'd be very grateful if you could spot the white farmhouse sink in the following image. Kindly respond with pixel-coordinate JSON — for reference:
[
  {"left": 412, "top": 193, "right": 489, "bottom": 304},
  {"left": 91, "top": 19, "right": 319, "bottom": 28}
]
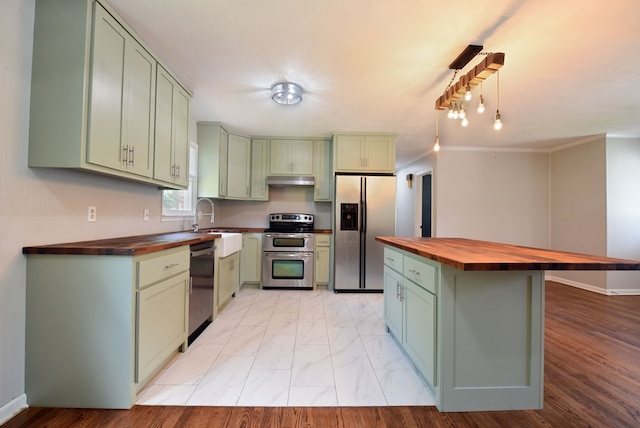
[{"left": 215, "top": 233, "right": 243, "bottom": 257}]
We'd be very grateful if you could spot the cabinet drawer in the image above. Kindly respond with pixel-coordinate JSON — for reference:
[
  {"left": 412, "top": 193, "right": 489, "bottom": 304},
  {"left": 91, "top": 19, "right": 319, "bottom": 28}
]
[
  {"left": 315, "top": 234, "right": 331, "bottom": 246},
  {"left": 384, "top": 247, "right": 403, "bottom": 272},
  {"left": 137, "top": 247, "right": 189, "bottom": 288},
  {"left": 404, "top": 254, "right": 437, "bottom": 294}
]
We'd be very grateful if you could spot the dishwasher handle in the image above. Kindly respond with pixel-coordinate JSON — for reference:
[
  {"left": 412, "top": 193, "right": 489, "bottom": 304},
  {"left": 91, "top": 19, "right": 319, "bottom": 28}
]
[{"left": 190, "top": 246, "right": 216, "bottom": 258}]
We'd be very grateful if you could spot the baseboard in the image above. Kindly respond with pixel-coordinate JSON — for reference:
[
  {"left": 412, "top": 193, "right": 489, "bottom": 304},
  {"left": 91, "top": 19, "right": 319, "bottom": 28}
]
[
  {"left": 545, "top": 275, "right": 640, "bottom": 296},
  {"left": 0, "top": 394, "right": 27, "bottom": 426}
]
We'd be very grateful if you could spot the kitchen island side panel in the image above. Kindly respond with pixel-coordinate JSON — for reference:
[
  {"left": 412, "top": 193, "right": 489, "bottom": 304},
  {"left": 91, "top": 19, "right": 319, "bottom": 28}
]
[{"left": 439, "top": 268, "right": 544, "bottom": 411}]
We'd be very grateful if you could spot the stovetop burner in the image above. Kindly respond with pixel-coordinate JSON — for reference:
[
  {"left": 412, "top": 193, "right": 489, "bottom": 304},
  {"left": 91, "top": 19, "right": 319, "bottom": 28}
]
[{"left": 266, "top": 213, "right": 314, "bottom": 233}]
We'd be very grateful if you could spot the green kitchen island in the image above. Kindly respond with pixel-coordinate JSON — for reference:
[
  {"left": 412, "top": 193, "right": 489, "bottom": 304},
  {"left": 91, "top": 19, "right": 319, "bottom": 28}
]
[{"left": 375, "top": 237, "right": 640, "bottom": 412}]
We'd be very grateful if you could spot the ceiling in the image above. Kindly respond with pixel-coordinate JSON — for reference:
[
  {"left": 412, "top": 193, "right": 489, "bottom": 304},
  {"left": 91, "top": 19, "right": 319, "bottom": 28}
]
[{"left": 108, "top": 0, "right": 640, "bottom": 168}]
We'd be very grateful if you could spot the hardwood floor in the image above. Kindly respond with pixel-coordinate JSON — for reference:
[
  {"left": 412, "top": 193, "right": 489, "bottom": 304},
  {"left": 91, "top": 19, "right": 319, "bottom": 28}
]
[{"left": 4, "top": 281, "right": 640, "bottom": 427}]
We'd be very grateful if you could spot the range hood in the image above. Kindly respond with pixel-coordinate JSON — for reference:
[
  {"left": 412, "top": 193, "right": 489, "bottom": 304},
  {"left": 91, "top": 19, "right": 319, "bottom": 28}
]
[{"left": 266, "top": 175, "right": 315, "bottom": 186}]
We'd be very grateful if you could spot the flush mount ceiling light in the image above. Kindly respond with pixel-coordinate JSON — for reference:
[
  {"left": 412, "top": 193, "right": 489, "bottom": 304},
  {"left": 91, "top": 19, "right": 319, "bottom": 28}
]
[{"left": 271, "top": 82, "right": 303, "bottom": 105}]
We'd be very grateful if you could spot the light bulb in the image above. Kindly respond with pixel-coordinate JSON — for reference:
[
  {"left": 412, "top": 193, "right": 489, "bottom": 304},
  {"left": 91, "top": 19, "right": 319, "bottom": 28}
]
[
  {"left": 493, "top": 111, "right": 503, "bottom": 130},
  {"left": 477, "top": 95, "right": 485, "bottom": 114},
  {"left": 452, "top": 105, "right": 459, "bottom": 119},
  {"left": 459, "top": 108, "right": 466, "bottom": 119},
  {"left": 447, "top": 108, "right": 454, "bottom": 119},
  {"left": 461, "top": 117, "right": 469, "bottom": 127},
  {"left": 433, "top": 136, "right": 440, "bottom": 152},
  {"left": 464, "top": 85, "right": 472, "bottom": 101}
]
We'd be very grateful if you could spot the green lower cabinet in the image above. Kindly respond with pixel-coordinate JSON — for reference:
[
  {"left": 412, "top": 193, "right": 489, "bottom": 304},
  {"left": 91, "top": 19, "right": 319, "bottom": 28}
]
[
  {"left": 383, "top": 249, "right": 439, "bottom": 395},
  {"left": 404, "top": 279, "right": 437, "bottom": 387},
  {"left": 384, "top": 244, "right": 546, "bottom": 412},
  {"left": 25, "top": 247, "right": 190, "bottom": 408},
  {"left": 383, "top": 266, "right": 404, "bottom": 340},
  {"left": 216, "top": 252, "right": 239, "bottom": 316},
  {"left": 136, "top": 271, "right": 189, "bottom": 385},
  {"left": 240, "top": 233, "right": 262, "bottom": 285}
]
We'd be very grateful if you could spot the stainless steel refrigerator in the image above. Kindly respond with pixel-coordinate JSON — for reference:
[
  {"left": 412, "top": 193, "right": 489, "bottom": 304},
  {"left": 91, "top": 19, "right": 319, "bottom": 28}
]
[{"left": 334, "top": 174, "right": 396, "bottom": 291}]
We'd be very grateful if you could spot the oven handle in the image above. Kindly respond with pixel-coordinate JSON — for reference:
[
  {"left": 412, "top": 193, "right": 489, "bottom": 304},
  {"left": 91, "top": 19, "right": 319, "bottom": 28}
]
[
  {"left": 264, "top": 233, "right": 314, "bottom": 239},
  {"left": 264, "top": 251, "right": 313, "bottom": 259}
]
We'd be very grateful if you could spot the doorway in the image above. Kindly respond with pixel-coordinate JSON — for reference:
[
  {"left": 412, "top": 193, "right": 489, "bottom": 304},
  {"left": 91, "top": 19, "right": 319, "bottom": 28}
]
[
  {"left": 413, "top": 170, "right": 433, "bottom": 237},
  {"left": 421, "top": 174, "right": 432, "bottom": 237}
]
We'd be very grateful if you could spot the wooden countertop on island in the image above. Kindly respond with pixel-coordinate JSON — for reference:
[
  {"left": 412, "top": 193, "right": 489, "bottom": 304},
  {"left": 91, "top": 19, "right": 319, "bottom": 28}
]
[{"left": 375, "top": 237, "right": 640, "bottom": 271}]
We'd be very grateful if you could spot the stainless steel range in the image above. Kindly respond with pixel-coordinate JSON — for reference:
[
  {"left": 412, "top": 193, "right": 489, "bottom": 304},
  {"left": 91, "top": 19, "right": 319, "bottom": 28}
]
[{"left": 262, "top": 213, "right": 315, "bottom": 289}]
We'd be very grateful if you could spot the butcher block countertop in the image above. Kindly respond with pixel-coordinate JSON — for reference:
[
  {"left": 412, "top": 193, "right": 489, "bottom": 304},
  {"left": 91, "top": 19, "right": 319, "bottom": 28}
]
[
  {"left": 22, "top": 231, "right": 227, "bottom": 256},
  {"left": 375, "top": 237, "right": 640, "bottom": 271},
  {"left": 23, "top": 227, "right": 333, "bottom": 256}
]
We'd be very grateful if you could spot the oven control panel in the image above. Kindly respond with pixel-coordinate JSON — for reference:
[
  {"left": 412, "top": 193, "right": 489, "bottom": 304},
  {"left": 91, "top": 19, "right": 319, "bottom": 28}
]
[{"left": 269, "top": 213, "right": 314, "bottom": 223}]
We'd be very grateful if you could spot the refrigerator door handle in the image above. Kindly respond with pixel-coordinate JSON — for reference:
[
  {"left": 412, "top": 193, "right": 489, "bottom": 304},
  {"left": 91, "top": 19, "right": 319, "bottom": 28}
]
[
  {"left": 361, "top": 177, "right": 367, "bottom": 233},
  {"left": 360, "top": 176, "right": 366, "bottom": 289}
]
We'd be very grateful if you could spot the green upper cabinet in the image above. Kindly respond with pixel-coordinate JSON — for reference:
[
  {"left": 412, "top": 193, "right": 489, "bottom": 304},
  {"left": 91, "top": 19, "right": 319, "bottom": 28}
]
[
  {"left": 314, "top": 140, "right": 332, "bottom": 202},
  {"left": 250, "top": 139, "right": 269, "bottom": 201},
  {"left": 154, "top": 65, "right": 190, "bottom": 188},
  {"left": 269, "top": 139, "right": 314, "bottom": 175},
  {"left": 87, "top": 4, "right": 155, "bottom": 178},
  {"left": 197, "top": 123, "right": 228, "bottom": 198},
  {"left": 28, "top": 0, "right": 190, "bottom": 189},
  {"left": 198, "top": 123, "right": 258, "bottom": 200},
  {"left": 226, "top": 134, "right": 251, "bottom": 199},
  {"left": 333, "top": 133, "right": 396, "bottom": 174}
]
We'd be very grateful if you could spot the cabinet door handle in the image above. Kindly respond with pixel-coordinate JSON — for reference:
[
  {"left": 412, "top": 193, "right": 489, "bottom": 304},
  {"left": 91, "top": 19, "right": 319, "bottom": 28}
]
[
  {"left": 408, "top": 269, "right": 420, "bottom": 276},
  {"left": 122, "top": 146, "right": 129, "bottom": 164},
  {"left": 175, "top": 164, "right": 180, "bottom": 179},
  {"left": 128, "top": 146, "right": 134, "bottom": 165},
  {"left": 165, "top": 262, "right": 179, "bottom": 269},
  {"left": 396, "top": 281, "right": 401, "bottom": 299}
]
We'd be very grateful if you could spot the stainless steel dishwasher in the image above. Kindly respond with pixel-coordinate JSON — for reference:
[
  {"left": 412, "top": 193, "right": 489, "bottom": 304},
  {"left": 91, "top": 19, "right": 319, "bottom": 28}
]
[{"left": 189, "top": 240, "right": 216, "bottom": 344}]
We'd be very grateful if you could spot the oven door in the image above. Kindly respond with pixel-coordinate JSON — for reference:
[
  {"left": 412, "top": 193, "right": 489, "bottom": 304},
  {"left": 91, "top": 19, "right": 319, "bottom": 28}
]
[{"left": 262, "top": 251, "right": 314, "bottom": 289}]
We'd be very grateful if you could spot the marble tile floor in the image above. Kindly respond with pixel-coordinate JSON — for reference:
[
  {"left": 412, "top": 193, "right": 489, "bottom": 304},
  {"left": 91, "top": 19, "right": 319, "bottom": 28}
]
[{"left": 137, "top": 287, "right": 434, "bottom": 407}]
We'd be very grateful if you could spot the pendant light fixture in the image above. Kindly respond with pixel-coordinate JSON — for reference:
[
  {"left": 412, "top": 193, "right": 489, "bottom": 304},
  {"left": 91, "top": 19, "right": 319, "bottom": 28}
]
[
  {"left": 459, "top": 102, "right": 469, "bottom": 127},
  {"left": 493, "top": 70, "right": 503, "bottom": 130},
  {"left": 433, "top": 109, "right": 441, "bottom": 152},
  {"left": 477, "top": 82, "right": 485, "bottom": 114},
  {"left": 435, "top": 49, "right": 504, "bottom": 131},
  {"left": 464, "top": 84, "right": 472, "bottom": 101}
]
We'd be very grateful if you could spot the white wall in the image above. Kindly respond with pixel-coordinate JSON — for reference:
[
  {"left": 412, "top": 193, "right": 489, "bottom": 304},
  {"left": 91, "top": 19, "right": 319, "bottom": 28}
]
[
  {"left": 549, "top": 136, "right": 608, "bottom": 291},
  {"left": 396, "top": 154, "right": 435, "bottom": 237},
  {"left": 0, "top": 0, "right": 190, "bottom": 419},
  {"left": 434, "top": 149, "right": 550, "bottom": 247},
  {"left": 397, "top": 148, "right": 550, "bottom": 248},
  {"left": 606, "top": 138, "right": 640, "bottom": 292},
  {"left": 214, "top": 187, "right": 332, "bottom": 229}
]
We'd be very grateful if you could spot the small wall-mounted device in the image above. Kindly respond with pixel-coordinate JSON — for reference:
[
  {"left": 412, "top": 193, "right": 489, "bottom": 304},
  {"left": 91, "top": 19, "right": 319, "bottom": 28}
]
[{"left": 406, "top": 174, "right": 413, "bottom": 189}]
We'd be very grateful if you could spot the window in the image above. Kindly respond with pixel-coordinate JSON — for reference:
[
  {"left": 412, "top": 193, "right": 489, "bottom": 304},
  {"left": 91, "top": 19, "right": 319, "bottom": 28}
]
[{"left": 162, "top": 142, "right": 197, "bottom": 218}]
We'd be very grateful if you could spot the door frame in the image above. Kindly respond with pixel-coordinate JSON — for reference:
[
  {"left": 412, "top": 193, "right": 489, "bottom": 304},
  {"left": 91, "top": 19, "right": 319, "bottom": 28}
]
[{"left": 413, "top": 168, "right": 433, "bottom": 237}]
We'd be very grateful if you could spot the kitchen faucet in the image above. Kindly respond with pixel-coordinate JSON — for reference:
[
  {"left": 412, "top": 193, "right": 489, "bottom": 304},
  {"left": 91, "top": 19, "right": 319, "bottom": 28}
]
[{"left": 193, "top": 198, "right": 215, "bottom": 232}]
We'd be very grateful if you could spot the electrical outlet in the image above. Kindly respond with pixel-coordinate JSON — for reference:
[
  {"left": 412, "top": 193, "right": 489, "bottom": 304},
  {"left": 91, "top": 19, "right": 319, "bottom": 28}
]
[
  {"left": 143, "top": 208, "right": 150, "bottom": 221},
  {"left": 88, "top": 206, "right": 96, "bottom": 222}
]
